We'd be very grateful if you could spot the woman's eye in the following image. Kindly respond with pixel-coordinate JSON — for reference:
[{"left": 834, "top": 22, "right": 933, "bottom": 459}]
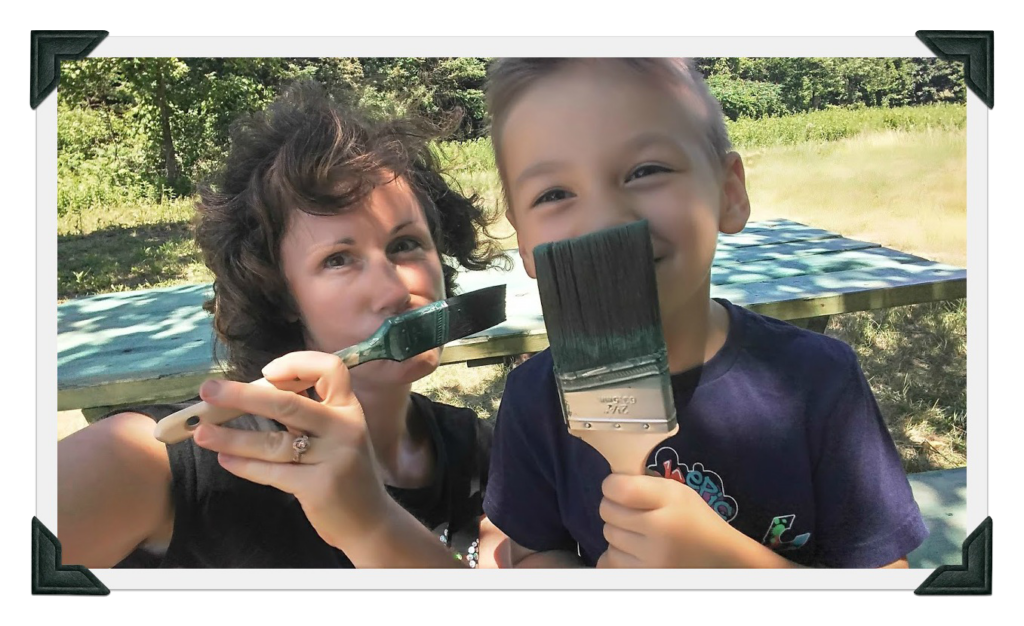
[
  {"left": 532, "top": 188, "right": 572, "bottom": 207},
  {"left": 626, "top": 164, "right": 671, "bottom": 182},
  {"left": 323, "top": 252, "right": 353, "bottom": 269},
  {"left": 390, "top": 237, "right": 424, "bottom": 254}
]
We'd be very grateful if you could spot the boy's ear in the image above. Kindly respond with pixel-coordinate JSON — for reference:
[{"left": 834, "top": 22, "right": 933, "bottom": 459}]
[{"left": 719, "top": 152, "right": 751, "bottom": 235}]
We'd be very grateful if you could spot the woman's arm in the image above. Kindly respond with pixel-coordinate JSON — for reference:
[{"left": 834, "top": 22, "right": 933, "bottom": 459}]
[{"left": 58, "top": 412, "right": 174, "bottom": 568}]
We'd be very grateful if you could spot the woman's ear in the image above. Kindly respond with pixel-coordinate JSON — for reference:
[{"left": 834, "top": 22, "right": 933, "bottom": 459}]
[{"left": 719, "top": 152, "right": 751, "bottom": 235}]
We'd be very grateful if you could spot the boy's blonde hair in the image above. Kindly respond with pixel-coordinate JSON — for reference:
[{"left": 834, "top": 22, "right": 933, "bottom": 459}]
[{"left": 486, "top": 58, "right": 733, "bottom": 205}]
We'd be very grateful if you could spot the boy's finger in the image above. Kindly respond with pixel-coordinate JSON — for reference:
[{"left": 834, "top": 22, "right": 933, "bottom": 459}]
[
  {"left": 595, "top": 544, "right": 643, "bottom": 569},
  {"left": 601, "top": 473, "right": 669, "bottom": 510},
  {"left": 602, "top": 522, "right": 648, "bottom": 557}
]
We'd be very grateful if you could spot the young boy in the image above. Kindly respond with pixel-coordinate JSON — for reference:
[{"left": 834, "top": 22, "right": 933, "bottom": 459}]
[{"left": 482, "top": 58, "right": 928, "bottom": 568}]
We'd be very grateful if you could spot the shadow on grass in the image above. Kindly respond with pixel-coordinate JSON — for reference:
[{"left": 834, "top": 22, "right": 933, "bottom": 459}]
[
  {"left": 413, "top": 360, "right": 518, "bottom": 425},
  {"left": 827, "top": 299, "right": 967, "bottom": 473},
  {"left": 58, "top": 221, "right": 206, "bottom": 301}
]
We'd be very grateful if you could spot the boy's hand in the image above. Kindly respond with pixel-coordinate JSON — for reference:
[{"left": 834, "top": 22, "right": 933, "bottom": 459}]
[{"left": 596, "top": 473, "right": 745, "bottom": 568}]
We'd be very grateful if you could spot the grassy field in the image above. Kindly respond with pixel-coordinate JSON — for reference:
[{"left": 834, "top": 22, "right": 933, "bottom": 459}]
[{"left": 58, "top": 106, "right": 967, "bottom": 472}]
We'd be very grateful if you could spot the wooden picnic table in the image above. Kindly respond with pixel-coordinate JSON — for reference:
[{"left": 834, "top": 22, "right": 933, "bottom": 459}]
[{"left": 57, "top": 219, "right": 966, "bottom": 411}]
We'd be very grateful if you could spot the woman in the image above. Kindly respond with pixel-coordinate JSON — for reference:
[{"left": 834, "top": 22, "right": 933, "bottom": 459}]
[{"left": 57, "top": 81, "right": 510, "bottom": 568}]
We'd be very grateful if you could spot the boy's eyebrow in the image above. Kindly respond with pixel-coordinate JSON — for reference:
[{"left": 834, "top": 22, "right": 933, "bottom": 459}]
[
  {"left": 513, "top": 160, "right": 566, "bottom": 189},
  {"left": 514, "top": 134, "right": 690, "bottom": 189},
  {"left": 623, "top": 132, "right": 689, "bottom": 153}
]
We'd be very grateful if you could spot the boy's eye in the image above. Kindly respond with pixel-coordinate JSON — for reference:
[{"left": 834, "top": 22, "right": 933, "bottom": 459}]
[
  {"left": 626, "top": 164, "right": 671, "bottom": 182},
  {"left": 390, "top": 237, "right": 424, "bottom": 254},
  {"left": 532, "top": 188, "right": 573, "bottom": 207}
]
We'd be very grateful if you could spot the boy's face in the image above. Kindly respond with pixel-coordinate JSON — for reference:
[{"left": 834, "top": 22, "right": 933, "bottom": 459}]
[{"left": 499, "top": 62, "right": 750, "bottom": 326}]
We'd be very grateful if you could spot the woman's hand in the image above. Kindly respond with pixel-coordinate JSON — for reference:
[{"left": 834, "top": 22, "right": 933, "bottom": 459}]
[{"left": 192, "top": 351, "right": 389, "bottom": 551}]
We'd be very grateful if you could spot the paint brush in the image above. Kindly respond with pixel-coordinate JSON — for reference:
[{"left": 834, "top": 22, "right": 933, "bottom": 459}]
[
  {"left": 154, "top": 284, "right": 507, "bottom": 444},
  {"left": 534, "top": 220, "right": 677, "bottom": 474}
]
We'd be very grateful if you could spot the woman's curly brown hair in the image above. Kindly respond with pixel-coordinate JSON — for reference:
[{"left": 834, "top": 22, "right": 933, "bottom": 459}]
[{"left": 195, "top": 81, "right": 509, "bottom": 382}]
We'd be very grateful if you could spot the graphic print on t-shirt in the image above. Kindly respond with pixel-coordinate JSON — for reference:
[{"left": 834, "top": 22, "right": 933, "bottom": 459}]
[
  {"left": 761, "top": 514, "right": 811, "bottom": 551},
  {"left": 647, "top": 447, "right": 738, "bottom": 523}
]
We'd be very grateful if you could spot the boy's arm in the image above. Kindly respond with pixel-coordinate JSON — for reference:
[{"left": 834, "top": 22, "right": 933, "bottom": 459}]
[
  {"left": 805, "top": 348, "right": 929, "bottom": 568},
  {"left": 483, "top": 356, "right": 585, "bottom": 567}
]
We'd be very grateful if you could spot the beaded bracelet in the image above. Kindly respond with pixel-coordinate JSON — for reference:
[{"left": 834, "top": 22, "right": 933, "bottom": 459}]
[{"left": 439, "top": 526, "right": 480, "bottom": 568}]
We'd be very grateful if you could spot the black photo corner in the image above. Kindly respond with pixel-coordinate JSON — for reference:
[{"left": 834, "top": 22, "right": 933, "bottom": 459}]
[
  {"left": 30, "top": 30, "right": 108, "bottom": 109},
  {"left": 32, "top": 518, "right": 109, "bottom": 595},
  {"left": 32, "top": 29, "right": 991, "bottom": 594}
]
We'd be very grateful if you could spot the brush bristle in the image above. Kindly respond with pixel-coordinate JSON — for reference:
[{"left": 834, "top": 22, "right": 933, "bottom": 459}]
[
  {"left": 535, "top": 220, "right": 665, "bottom": 373},
  {"left": 444, "top": 284, "right": 508, "bottom": 340},
  {"left": 387, "top": 284, "right": 507, "bottom": 360}
]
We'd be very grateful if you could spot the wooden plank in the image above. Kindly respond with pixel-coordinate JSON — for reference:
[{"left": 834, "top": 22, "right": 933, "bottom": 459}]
[
  {"left": 713, "top": 236, "right": 878, "bottom": 265},
  {"left": 58, "top": 369, "right": 221, "bottom": 411},
  {"left": 719, "top": 265, "right": 967, "bottom": 320},
  {"left": 718, "top": 230, "right": 837, "bottom": 250},
  {"left": 712, "top": 247, "right": 931, "bottom": 286}
]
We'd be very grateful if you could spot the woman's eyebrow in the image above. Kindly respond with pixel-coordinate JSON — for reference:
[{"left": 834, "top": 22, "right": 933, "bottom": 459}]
[{"left": 390, "top": 220, "right": 415, "bottom": 235}]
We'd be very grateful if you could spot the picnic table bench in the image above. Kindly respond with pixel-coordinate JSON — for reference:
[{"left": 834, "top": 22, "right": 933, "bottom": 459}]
[{"left": 58, "top": 218, "right": 966, "bottom": 411}]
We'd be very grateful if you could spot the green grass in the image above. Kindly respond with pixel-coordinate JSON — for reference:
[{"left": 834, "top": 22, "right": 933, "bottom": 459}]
[
  {"left": 828, "top": 300, "right": 966, "bottom": 472},
  {"left": 58, "top": 198, "right": 212, "bottom": 302},
  {"left": 56, "top": 106, "right": 968, "bottom": 472},
  {"left": 727, "top": 103, "right": 965, "bottom": 149}
]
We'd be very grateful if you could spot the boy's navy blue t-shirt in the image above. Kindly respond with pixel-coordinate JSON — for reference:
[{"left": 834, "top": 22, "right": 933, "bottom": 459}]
[{"left": 484, "top": 298, "right": 928, "bottom": 568}]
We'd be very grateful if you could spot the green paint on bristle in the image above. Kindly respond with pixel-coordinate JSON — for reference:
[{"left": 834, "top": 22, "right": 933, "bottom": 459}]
[
  {"left": 385, "top": 299, "right": 450, "bottom": 360},
  {"left": 343, "top": 284, "right": 506, "bottom": 365},
  {"left": 535, "top": 220, "right": 666, "bottom": 374}
]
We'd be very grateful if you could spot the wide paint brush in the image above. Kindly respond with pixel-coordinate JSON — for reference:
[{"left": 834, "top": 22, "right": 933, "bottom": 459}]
[{"left": 154, "top": 284, "right": 506, "bottom": 444}]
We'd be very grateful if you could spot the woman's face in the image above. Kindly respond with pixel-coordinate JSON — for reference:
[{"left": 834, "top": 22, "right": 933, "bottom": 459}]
[{"left": 278, "top": 175, "right": 447, "bottom": 387}]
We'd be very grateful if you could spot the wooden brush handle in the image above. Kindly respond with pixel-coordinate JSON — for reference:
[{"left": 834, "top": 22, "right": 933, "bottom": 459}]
[
  {"left": 153, "top": 377, "right": 278, "bottom": 444},
  {"left": 153, "top": 344, "right": 364, "bottom": 444},
  {"left": 576, "top": 425, "right": 679, "bottom": 475}
]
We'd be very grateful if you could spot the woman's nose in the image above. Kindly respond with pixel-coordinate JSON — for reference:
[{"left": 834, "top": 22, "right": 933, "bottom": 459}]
[{"left": 369, "top": 256, "right": 413, "bottom": 317}]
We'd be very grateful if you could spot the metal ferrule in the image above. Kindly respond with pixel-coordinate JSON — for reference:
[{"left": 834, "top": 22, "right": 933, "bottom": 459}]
[{"left": 555, "top": 352, "right": 677, "bottom": 434}]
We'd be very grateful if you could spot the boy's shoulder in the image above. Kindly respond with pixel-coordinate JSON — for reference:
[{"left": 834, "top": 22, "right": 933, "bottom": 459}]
[
  {"left": 723, "top": 299, "right": 860, "bottom": 382},
  {"left": 505, "top": 347, "right": 556, "bottom": 390}
]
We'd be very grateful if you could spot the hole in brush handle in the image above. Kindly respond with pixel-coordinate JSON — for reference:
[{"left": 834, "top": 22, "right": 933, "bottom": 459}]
[
  {"left": 154, "top": 400, "right": 245, "bottom": 444},
  {"left": 153, "top": 377, "right": 278, "bottom": 443}
]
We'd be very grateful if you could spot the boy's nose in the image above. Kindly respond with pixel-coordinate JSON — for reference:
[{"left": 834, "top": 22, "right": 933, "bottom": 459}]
[
  {"left": 583, "top": 194, "right": 642, "bottom": 233},
  {"left": 369, "top": 257, "right": 413, "bottom": 317}
]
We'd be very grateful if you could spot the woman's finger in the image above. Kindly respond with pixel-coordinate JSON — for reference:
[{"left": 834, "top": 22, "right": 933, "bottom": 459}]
[
  {"left": 216, "top": 452, "right": 313, "bottom": 494},
  {"left": 193, "top": 423, "right": 325, "bottom": 465},
  {"left": 199, "top": 378, "right": 329, "bottom": 435},
  {"left": 262, "top": 351, "right": 357, "bottom": 409}
]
